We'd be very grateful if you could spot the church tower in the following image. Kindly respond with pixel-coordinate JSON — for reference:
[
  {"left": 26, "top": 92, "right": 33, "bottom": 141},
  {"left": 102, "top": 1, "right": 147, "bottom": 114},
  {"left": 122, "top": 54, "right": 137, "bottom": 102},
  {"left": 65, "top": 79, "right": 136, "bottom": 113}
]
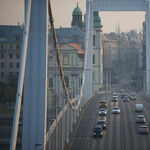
[
  {"left": 93, "top": 11, "right": 103, "bottom": 92},
  {"left": 71, "top": 2, "right": 84, "bottom": 32}
]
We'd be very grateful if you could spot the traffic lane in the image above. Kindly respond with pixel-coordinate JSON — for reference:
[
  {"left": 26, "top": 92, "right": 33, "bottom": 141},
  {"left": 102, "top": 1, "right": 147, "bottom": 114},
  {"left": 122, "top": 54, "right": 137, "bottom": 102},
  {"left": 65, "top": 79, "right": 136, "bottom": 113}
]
[
  {"left": 135, "top": 96, "right": 150, "bottom": 149},
  {"left": 89, "top": 94, "right": 110, "bottom": 150},
  {"left": 71, "top": 94, "right": 106, "bottom": 150},
  {"left": 106, "top": 99, "right": 121, "bottom": 150},
  {"left": 122, "top": 100, "right": 140, "bottom": 150}
]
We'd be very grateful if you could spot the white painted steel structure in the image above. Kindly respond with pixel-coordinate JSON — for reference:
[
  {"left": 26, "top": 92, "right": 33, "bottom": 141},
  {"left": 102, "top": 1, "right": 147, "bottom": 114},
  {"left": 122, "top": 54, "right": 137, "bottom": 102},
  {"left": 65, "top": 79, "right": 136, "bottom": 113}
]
[
  {"left": 22, "top": 0, "right": 48, "bottom": 150},
  {"left": 88, "top": 0, "right": 150, "bottom": 97}
]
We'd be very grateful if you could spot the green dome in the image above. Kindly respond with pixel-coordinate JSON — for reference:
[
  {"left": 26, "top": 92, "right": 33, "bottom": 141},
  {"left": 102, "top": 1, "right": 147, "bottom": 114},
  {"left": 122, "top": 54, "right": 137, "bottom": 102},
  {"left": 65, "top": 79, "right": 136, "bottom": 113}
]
[
  {"left": 94, "top": 12, "right": 103, "bottom": 28},
  {"left": 73, "top": 3, "right": 82, "bottom": 15}
]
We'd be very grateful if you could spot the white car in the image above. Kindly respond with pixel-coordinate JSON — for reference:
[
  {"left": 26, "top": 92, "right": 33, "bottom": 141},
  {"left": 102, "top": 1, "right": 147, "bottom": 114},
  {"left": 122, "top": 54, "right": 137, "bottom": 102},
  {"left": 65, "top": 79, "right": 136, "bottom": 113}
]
[
  {"left": 99, "top": 108, "right": 107, "bottom": 116},
  {"left": 112, "top": 106, "right": 120, "bottom": 114},
  {"left": 136, "top": 115, "right": 145, "bottom": 123},
  {"left": 139, "top": 125, "right": 149, "bottom": 134},
  {"left": 130, "top": 94, "right": 136, "bottom": 100}
]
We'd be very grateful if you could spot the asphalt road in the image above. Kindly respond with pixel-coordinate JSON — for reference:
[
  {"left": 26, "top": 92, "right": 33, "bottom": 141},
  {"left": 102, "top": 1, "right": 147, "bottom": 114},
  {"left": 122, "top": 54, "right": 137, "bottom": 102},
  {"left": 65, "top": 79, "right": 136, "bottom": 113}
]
[{"left": 70, "top": 91, "right": 150, "bottom": 150}]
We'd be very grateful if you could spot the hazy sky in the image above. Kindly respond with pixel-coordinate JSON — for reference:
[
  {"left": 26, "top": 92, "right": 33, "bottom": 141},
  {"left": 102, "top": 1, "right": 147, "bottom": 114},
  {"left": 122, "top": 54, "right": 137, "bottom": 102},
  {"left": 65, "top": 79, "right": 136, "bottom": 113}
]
[{"left": 0, "top": 0, "right": 145, "bottom": 33}]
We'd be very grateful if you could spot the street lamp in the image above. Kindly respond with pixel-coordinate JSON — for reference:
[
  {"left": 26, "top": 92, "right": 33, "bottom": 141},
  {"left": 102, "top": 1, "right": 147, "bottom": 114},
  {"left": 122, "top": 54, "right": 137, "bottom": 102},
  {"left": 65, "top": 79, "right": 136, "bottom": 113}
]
[
  {"left": 64, "top": 95, "right": 69, "bottom": 143},
  {"left": 72, "top": 81, "right": 76, "bottom": 124},
  {"left": 56, "top": 106, "right": 61, "bottom": 150},
  {"left": 68, "top": 87, "right": 73, "bottom": 132},
  {"left": 48, "top": 119, "right": 54, "bottom": 150}
]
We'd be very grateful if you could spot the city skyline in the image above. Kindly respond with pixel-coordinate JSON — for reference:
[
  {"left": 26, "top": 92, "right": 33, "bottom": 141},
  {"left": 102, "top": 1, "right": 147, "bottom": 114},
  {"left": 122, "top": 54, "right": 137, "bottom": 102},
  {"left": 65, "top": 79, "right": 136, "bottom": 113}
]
[{"left": 0, "top": 0, "right": 145, "bottom": 33}]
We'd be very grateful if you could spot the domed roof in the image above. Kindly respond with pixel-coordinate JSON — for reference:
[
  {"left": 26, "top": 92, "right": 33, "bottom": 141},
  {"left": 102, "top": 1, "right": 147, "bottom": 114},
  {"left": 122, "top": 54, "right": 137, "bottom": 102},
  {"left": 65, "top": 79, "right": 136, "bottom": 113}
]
[
  {"left": 73, "top": 2, "right": 82, "bottom": 15},
  {"left": 94, "top": 12, "right": 103, "bottom": 28}
]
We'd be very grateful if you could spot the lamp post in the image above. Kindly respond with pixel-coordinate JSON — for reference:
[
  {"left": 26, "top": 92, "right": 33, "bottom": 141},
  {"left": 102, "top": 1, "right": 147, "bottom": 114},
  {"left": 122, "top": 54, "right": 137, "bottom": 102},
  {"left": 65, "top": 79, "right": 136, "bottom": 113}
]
[
  {"left": 76, "top": 76, "right": 79, "bottom": 117},
  {"left": 56, "top": 106, "right": 61, "bottom": 150},
  {"left": 69, "top": 87, "right": 73, "bottom": 132},
  {"left": 61, "top": 92, "right": 65, "bottom": 150},
  {"left": 48, "top": 119, "right": 54, "bottom": 150},
  {"left": 72, "top": 81, "right": 76, "bottom": 124},
  {"left": 35, "top": 143, "right": 42, "bottom": 150},
  {"left": 64, "top": 95, "right": 69, "bottom": 143}
]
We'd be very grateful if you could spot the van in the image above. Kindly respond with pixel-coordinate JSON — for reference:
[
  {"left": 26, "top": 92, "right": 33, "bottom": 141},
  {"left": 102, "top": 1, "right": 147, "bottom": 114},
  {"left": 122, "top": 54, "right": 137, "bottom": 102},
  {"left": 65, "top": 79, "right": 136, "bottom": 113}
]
[
  {"left": 100, "top": 100, "right": 107, "bottom": 108},
  {"left": 135, "top": 104, "right": 143, "bottom": 112}
]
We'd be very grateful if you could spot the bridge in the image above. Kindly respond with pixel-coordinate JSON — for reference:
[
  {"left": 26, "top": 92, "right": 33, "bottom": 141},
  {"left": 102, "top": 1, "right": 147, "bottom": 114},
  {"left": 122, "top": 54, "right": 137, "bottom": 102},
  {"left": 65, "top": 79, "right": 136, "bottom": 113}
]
[{"left": 9, "top": 0, "right": 150, "bottom": 150}]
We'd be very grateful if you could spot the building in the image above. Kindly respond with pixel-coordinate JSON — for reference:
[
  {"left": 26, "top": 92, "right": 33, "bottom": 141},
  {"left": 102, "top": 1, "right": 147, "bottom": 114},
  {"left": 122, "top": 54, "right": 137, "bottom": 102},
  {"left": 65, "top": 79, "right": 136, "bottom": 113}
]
[
  {"left": 93, "top": 12, "right": 103, "bottom": 91},
  {"left": 0, "top": 24, "right": 23, "bottom": 83}
]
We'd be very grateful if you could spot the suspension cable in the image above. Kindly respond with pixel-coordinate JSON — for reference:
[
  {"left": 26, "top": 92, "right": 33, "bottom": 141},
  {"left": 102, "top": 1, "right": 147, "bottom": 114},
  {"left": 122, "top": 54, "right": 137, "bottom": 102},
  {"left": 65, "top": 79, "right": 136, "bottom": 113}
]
[{"left": 48, "top": 0, "right": 77, "bottom": 110}]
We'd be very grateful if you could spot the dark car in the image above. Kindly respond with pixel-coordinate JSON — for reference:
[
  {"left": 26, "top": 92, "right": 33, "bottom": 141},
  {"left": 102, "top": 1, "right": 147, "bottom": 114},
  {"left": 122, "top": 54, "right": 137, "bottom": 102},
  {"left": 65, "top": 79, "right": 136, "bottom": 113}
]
[
  {"left": 96, "top": 120, "right": 106, "bottom": 129},
  {"left": 121, "top": 95, "right": 126, "bottom": 98},
  {"left": 93, "top": 125, "right": 103, "bottom": 137}
]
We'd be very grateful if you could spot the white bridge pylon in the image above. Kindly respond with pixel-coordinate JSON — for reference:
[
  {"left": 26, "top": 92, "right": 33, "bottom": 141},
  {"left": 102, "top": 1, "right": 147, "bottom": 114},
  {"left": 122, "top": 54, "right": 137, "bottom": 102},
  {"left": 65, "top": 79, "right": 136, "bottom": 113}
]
[{"left": 86, "top": 0, "right": 150, "bottom": 97}]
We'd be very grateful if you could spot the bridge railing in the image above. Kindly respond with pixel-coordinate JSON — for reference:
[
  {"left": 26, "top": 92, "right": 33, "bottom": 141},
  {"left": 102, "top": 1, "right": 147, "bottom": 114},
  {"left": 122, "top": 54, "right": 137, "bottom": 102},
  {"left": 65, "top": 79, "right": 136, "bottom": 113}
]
[{"left": 46, "top": 1, "right": 94, "bottom": 149}]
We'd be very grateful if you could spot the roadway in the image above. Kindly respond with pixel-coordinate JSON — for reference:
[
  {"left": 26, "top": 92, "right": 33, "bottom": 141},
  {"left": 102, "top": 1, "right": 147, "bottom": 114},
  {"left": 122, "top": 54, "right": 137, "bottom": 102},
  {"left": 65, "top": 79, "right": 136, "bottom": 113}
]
[{"left": 68, "top": 91, "right": 150, "bottom": 150}]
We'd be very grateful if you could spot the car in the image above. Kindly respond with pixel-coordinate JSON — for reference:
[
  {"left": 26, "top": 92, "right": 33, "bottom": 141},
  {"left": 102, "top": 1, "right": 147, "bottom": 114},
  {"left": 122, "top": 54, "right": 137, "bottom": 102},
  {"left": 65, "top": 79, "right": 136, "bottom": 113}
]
[
  {"left": 100, "top": 100, "right": 107, "bottom": 108},
  {"left": 135, "top": 88, "right": 139, "bottom": 92},
  {"left": 123, "top": 96, "right": 129, "bottom": 102},
  {"left": 96, "top": 120, "right": 106, "bottom": 129},
  {"left": 121, "top": 95, "right": 126, "bottom": 98},
  {"left": 111, "top": 96, "right": 118, "bottom": 102},
  {"left": 136, "top": 115, "right": 145, "bottom": 123},
  {"left": 125, "top": 88, "right": 129, "bottom": 92},
  {"left": 130, "top": 94, "right": 136, "bottom": 100},
  {"left": 93, "top": 125, "right": 103, "bottom": 137},
  {"left": 119, "top": 88, "right": 124, "bottom": 93},
  {"left": 112, "top": 92, "right": 117, "bottom": 97},
  {"left": 99, "top": 108, "right": 107, "bottom": 116},
  {"left": 112, "top": 106, "right": 120, "bottom": 114},
  {"left": 139, "top": 125, "right": 149, "bottom": 134},
  {"left": 135, "top": 104, "right": 143, "bottom": 112},
  {"left": 111, "top": 91, "right": 115, "bottom": 95},
  {"left": 111, "top": 84, "right": 114, "bottom": 87}
]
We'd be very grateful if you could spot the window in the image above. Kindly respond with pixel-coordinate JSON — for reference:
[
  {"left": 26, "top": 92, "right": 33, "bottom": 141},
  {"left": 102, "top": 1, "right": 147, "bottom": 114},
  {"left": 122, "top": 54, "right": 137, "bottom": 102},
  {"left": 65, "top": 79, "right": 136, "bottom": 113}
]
[
  {"left": 79, "top": 78, "right": 82, "bottom": 87},
  {"left": 93, "top": 35, "right": 96, "bottom": 46},
  {"left": 1, "top": 63, "right": 4, "bottom": 68},
  {"left": 49, "top": 78, "right": 53, "bottom": 87},
  {"left": 16, "top": 54, "right": 20, "bottom": 59},
  {"left": 64, "top": 76, "right": 69, "bottom": 87},
  {"left": 16, "top": 63, "right": 20, "bottom": 68},
  {"left": 9, "top": 63, "right": 13, "bottom": 68},
  {"left": 16, "top": 45, "right": 19, "bottom": 49},
  {"left": 63, "top": 54, "right": 69, "bottom": 65},
  {"left": 9, "top": 44, "right": 12, "bottom": 49},
  {"left": 93, "top": 71, "right": 95, "bottom": 81},
  {"left": 73, "top": 36, "right": 79, "bottom": 42},
  {"left": 16, "top": 36, "right": 21, "bottom": 41},
  {"left": 93, "top": 54, "right": 95, "bottom": 64},
  {"left": 9, "top": 54, "right": 13, "bottom": 59},
  {"left": 1, "top": 72, "right": 4, "bottom": 77},
  {"left": 81, "top": 45, "right": 84, "bottom": 49},
  {"left": 1, "top": 44, "right": 4, "bottom": 49},
  {"left": 16, "top": 72, "right": 19, "bottom": 77},
  {"left": 9, "top": 72, "right": 13, "bottom": 76},
  {"left": 1, "top": 54, "right": 4, "bottom": 59},
  {"left": 79, "top": 16, "right": 82, "bottom": 21}
]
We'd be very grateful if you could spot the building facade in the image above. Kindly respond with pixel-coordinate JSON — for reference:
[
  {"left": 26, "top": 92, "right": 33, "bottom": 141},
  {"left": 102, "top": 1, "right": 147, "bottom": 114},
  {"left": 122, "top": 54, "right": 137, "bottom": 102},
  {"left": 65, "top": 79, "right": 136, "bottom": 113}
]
[{"left": 0, "top": 25, "right": 23, "bottom": 83}]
